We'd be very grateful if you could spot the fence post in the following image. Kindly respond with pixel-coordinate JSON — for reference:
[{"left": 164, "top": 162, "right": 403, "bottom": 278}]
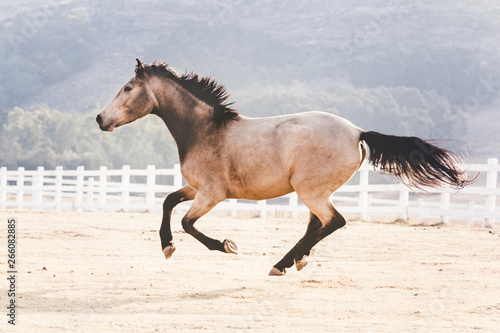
[
  {"left": 229, "top": 199, "right": 237, "bottom": 217},
  {"left": 75, "top": 166, "right": 84, "bottom": 212},
  {"left": 54, "top": 166, "right": 63, "bottom": 211},
  {"left": 398, "top": 185, "right": 409, "bottom": 221},
  {"left": 16, "top": 167, "right": 25, "bottom": 210},
  {"left": 173, "top": 164, "right": 182, "bottom": 189},
  {"left": 0, "top": 167, "right": 6, "bottom": 209},
  {"left": 33, "top": 166, "right": 44, "bottom": 211},
  {"left": 359, "top": 168, "right": 369, "bottom": 221},
  {"left": 258, "top": 200, "right": 266, "bottom": 219},
  {"left": 121, "top": 165, "right": 130, "bottom": 211},
  {"left": 146, "top": 165, "right": 156, "bottom": 210},
  {"left": 86, "top": 177, "right": 95, "bottom": 211},
  {"left": 99, "top": 166, "right": 107, "bottom": 207},
  {"left": 440, "top": 192, "right": 450, "bottom": 224},
  {"left": 289, "top": 192, "right": 299, "bottom": 219},
  {"left": 366, "top": 194, "right": 372, "bottom": 222},
  {"left": 485, "top": 158, "right": 498, "bottom": 228}
]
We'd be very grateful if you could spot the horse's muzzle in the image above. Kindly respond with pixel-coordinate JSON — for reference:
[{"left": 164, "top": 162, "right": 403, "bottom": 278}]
[{"left": 96, "top": 114, "right": 111, "bottom": 131}]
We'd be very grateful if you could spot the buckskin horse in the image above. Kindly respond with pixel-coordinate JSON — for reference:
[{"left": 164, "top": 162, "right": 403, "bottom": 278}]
[{"left": 96, "top": 59, "right": 474, "bottom": 275}]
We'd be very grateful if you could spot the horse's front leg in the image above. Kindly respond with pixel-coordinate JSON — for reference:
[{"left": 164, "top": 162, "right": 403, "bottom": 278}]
[
  {"left": 181, "top": 191, "right": 238, "bottom": 254},
  {"left": 160, "top": 185, "right": 196, "bottom": 259}
]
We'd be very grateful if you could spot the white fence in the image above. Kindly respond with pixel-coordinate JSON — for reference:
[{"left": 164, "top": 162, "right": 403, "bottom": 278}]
[{"left": 0, "top": 159, "right": 499, "bottom": 227}]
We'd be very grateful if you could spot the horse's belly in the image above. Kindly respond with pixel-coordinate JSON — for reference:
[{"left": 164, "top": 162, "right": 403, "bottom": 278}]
[{"left": 226, "top": 172, "right": 294, "bottom": 200}]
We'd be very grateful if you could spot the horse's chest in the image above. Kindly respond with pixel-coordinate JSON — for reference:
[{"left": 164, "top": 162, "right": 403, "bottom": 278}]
[{"left": 180, "top": 157, "right": 224, "bottom": 189}]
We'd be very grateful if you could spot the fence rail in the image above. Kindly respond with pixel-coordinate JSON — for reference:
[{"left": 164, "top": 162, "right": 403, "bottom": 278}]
[{"left": 1, "top": 158, "right": 499, "bottom": 227}]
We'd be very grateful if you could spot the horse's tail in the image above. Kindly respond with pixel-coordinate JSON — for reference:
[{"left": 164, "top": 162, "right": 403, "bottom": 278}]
[{"left": 359, "top": 131, "right": 476, "bottom": 190}]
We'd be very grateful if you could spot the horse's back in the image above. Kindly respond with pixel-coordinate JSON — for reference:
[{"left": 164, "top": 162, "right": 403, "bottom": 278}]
[
  {"left": 235, "top": 111, "right": 361, "bottom": 139},
  {"left": 273, "top": 112, "right": 363, "bottom": 188},
  {"left": 223, "top": 112, "right": 364, "bottom": 199}
]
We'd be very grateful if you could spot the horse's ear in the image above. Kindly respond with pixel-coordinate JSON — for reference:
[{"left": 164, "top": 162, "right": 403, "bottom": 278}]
[{"left": 135, "top": 58, "right": 145, "bottom": 75}]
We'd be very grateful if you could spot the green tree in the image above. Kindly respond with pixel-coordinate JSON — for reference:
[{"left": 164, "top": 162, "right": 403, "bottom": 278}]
[{"left": 0, "top": 105, "right": 179, "bottom": 170}]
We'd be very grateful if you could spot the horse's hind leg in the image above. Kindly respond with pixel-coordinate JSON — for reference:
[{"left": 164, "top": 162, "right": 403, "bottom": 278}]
[
  {"left": 181, "top": 191, "right": 238, "bottom": 254},
  {"left": 269, "top": 213, "right": 322, "bottom": 275},
  {"left": 160, "top": 185, "right": 196, "bottom": 259},
  {"left": 294, "top": 213, "right": 323, "bottom": 270},
  {"left": 295, "top": 207, "right": 346, "bottom": 266},
  {"left": 270, "top": 201, "right": 346, "bottom": 276}
]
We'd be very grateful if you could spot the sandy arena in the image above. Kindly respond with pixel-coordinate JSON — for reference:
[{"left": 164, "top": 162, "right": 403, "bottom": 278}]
[{"left": 0, "top": 210, "right": 499, "bottom": 332}]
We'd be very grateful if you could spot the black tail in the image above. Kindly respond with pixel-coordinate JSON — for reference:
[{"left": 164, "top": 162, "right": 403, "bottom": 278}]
[{"left": 360, "top": 131, "right": 476, "bottom": 190}]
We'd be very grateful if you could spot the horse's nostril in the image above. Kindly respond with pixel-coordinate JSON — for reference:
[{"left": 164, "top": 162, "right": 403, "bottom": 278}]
[{"left": 96, "top": 114, "right": 103, "bottom": 126}]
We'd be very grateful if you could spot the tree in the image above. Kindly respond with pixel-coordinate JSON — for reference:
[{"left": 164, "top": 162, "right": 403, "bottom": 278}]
[{"left": 0, "top": 105, "right": 179, "bottom": 170}]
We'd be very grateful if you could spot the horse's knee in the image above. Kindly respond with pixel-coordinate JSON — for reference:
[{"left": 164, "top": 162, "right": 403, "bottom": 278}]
[{"left": 164, "top": 193, "right": 178, "bottom": 210}]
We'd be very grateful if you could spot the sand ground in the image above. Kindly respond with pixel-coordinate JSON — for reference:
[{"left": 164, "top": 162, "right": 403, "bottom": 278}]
[{"left": 0, "top": 210, "right": 499, "bottom": 332}]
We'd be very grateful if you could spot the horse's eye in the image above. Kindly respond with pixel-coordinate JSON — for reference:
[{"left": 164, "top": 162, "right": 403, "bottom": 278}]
[{"left": 124, "top": 86, "right": 132, "bottom": 92}]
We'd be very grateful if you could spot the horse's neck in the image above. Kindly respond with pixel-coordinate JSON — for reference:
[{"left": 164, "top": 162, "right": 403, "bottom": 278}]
[{"left": 151, "top": 77, "right": 214, "bottom": 159}]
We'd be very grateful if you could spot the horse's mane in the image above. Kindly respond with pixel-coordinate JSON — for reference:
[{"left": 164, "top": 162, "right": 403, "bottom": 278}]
[{"left": 139, "top": 60, "right": 239, "bottom": 127}]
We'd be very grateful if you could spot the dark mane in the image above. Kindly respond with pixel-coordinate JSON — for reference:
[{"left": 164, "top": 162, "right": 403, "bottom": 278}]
[{"left": 141, "top": 61, "right": 239, "bottom": 126}]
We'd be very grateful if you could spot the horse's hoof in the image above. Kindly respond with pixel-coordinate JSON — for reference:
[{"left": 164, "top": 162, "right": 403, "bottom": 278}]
[
  {"left": 268, "top": 267, "right": 286, "bottom": 276},
  {"left": 162, "top": 244, "right": 175, "bottom": 260},
  {"left": 223, "top": 239, "right": 238, "bottom": 254},
  {"left": 295, "top": 256, "right": 308, "bottom": 271}
]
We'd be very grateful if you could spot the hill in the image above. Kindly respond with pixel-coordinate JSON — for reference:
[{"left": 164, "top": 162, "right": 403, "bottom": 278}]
[{"left": 0, "top": 0, "right": 499, "bottom": 168}]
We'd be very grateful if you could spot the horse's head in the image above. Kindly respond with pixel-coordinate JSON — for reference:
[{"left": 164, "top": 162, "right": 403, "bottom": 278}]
[{"left": 96, "top": 59, "right": 158, "bottom": 132}]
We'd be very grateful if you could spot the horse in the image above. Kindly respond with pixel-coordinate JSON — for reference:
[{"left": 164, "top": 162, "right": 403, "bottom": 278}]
[{"left": 96, "top": 59, "right": 474, "bottom": 276}]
